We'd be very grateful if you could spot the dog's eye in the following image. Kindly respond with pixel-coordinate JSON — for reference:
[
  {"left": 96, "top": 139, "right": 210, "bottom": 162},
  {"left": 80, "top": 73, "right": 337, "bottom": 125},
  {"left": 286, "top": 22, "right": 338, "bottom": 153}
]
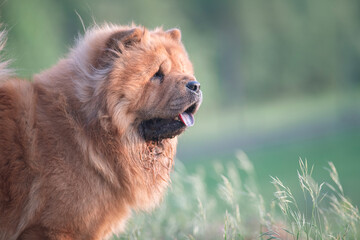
[{"left": 151, "top": 69, "right": 164, "bottom": 82}]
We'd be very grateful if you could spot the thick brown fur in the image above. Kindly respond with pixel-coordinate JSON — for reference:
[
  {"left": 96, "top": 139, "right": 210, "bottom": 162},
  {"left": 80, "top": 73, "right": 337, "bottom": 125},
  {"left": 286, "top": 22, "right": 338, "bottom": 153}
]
[{"left": 0, "top": 24, "right": 202, "bottom": 240}]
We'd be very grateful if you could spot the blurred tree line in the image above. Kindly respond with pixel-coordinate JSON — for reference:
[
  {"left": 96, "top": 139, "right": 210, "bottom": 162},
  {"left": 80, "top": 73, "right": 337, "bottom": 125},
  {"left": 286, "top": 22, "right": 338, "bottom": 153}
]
[{"left": 1, "top": 0, "right": 359, "bottom": 108}]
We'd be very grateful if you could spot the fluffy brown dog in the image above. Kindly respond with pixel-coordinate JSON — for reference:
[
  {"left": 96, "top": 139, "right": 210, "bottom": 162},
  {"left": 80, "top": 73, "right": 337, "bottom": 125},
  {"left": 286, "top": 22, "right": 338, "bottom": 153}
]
[{"left": 0, "top": 24, "right": 202, "bottom": 240}]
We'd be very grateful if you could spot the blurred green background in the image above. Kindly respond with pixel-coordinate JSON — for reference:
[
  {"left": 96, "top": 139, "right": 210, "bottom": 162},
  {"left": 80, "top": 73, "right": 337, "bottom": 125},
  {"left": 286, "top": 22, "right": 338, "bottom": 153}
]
[{"left": 1, "top": 0, "right": 359, "bottom": 209}]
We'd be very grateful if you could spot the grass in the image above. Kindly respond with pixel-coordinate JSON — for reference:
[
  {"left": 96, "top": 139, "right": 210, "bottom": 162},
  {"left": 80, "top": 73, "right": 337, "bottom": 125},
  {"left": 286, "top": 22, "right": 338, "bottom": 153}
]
[
  {"left": 114, "top": 152, "right": 360, "bottom": 240},
  {"left": 182, "top": 126, "right": 360, "bottom": 210}
]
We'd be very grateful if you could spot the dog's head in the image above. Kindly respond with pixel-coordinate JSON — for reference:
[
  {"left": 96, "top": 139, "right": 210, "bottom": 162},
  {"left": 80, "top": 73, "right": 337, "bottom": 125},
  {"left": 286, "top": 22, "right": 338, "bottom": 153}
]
[{"left": 71, "top": 25, "right": 202, "bottom": 141}]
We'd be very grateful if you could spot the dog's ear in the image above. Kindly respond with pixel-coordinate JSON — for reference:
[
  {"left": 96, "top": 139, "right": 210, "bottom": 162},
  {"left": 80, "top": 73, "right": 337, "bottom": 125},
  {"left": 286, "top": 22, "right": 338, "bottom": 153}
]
[
  {"left": 107, "top": 28, "right": 143, "bottom": 50},
  {"left": 97, "top": 28, "right": 143, "bottom": 69},
  {"left": 166, "top": 28, "right": 181, "bottom": 42}
]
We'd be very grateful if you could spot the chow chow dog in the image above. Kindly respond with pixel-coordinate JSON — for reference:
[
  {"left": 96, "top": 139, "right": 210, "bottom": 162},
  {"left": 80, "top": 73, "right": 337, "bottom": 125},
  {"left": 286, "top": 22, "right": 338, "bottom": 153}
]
[{"left": 0, "top": 24, "right": 202, "bottom": 240}]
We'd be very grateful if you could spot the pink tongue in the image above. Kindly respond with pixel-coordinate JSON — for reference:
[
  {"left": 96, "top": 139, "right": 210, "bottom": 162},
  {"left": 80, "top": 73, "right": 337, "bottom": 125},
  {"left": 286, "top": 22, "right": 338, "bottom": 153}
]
[{"left": 179, "top": 112, "right": 195, "bottom": 127}]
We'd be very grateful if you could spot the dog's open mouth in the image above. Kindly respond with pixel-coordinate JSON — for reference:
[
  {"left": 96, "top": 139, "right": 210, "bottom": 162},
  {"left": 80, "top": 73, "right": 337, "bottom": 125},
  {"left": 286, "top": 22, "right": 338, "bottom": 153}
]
[
  {"left": 177, "top": 103, "right": 196, "bottom": 127},
  {"left": 140, "top": 103, "right": 198, "bottom": 141}
]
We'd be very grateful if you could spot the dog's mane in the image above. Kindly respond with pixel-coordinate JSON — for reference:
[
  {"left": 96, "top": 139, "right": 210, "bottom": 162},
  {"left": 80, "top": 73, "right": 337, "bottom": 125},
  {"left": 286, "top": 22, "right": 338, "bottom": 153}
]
[{"left": 32, "top": 24, "right": 177, "bottom": 211}]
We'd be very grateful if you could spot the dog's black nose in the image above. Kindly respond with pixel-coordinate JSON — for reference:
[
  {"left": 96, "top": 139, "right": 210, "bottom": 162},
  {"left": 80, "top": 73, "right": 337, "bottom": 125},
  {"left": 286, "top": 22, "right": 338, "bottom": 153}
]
[{"left": 186, "top": 81, "right": 200, "bottom": 93}]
